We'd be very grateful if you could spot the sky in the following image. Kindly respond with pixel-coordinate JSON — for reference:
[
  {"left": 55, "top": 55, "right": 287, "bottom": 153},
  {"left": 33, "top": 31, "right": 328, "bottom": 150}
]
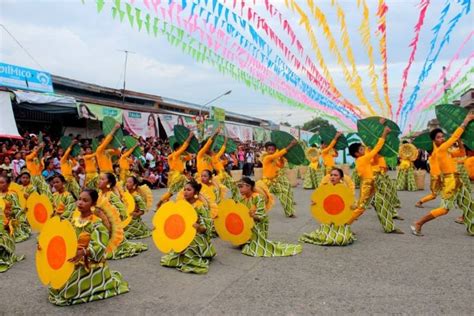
[{"left": 0, "top": 0, "right": 472, "bottom": 132}]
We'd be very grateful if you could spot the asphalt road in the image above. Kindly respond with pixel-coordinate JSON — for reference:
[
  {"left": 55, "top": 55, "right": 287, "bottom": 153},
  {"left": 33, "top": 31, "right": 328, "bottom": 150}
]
[{"left": 1, "top": 173, "right": 472, "bottom": 315}]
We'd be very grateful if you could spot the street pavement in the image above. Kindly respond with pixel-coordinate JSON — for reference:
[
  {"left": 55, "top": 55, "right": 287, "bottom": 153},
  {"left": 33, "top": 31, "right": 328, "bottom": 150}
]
[{"left": 1, "top": 173, "right": 472, "bottom": 315}]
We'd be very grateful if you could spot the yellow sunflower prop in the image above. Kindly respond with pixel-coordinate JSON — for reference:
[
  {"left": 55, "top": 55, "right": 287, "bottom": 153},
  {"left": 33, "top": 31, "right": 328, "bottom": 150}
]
[
  {"left": 152, "top": 200, "right": 197, "bottom": 253},
  {"left": 36, "top": 216, "right": 77, "bottom": 289},
  {"left": 311, "top": 183, "right": 354, "bottom": 226},
  {"left": 121, "top": 191, "right": 136, "bottom": 228},
  {"left": 26, "top": 192, "right": 53, "bottom": 232},
  {"left": 9, "top": 182, "right": 26, "bottom": 209},
  {"left": 215, "top": 199, "right": 254, "bottom": 246}
]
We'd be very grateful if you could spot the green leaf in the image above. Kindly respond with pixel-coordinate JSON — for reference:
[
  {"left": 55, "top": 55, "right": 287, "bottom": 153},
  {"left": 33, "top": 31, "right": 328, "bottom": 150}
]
[
  {"left": 60, "top": 136, "right": 72, "bottom": 150},
  {"left": 91, "top": 138, "right": 99, "bottom": 152},
  {"left": 71, "top": 144, "right": 81, "bottom": 158},
  {"left": 309, "top": 134, "right": 321, "bottom": 146},
  {"left": 123, "top": 136, "right": 142, "bottom": 158},
  {"left": 357, "top": 117, "right": 400, "bottom": 157},
  {"left": 316, "top": 125, "right": 348, "bottom": 150},
  {"left": 173, "top": 125, "right": 200, "bottom": 154},
  {"left": 413, "top": 132, "right": 433, "bottom": 152},
  {"left": 102, "top": 116, "right": 123, "bottom": 149},
  {"left": 436, "top": 104, "right": 473, "bottom": 149},
  {"left": 211, "top": 135, "right": 237, "bottom": 154},
  {"left": 369, "top": 116, "right": 401, "bottom": 134},
  {"left": 270, "top": 131, "right": 306, "bottom": 165}
]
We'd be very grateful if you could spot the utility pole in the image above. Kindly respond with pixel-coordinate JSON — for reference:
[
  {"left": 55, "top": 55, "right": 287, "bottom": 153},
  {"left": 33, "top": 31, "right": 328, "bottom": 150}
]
[{"left": 118, "top": 49, "right": 135, "bottom": 105}]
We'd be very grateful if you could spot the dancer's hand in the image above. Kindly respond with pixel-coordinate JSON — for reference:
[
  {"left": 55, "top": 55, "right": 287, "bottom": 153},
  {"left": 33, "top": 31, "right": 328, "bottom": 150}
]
[
  {"left": 382, "top": 126, "right": 391, "bottom": 138},
  {"left": 462, "top": 112, "right": 474, "bottom": 127}
]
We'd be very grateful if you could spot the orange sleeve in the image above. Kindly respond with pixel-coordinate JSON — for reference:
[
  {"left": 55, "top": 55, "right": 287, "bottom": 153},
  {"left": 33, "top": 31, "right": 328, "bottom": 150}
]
[
  {"left": 439, "top": 127, "right": 464, "bottom": 152},
  {"left": 197, "top": 138, "right": 212, "bottom": 159},
  {"left": 174, "top": 140, "right": 190, "bottom": 157},
  {"left": 365, "top": 138, "right": 385, "bottom": 160},
  {"left": 60, "top": 146, "right": 73, "bottom": 164},
  {"left": 26, "top": 150, "right": 37, "bottom": 161},
  {"left": 216, "top": 144, "right": 226, "bottom": 157},
  {"left": 107, "top": 148, "right": 121, "bottom": 157},
  {"left": 122, "top": 146, "right": 135, "bottom": 159},
  {"left": 97, "top": 134, "right": 114, "bottom": 155},
  {"left": 322, "top": 138, "right": 337, "bottom": 154},
  {"left": 266, "top": 148, "right": 288, "bottom": 160}
]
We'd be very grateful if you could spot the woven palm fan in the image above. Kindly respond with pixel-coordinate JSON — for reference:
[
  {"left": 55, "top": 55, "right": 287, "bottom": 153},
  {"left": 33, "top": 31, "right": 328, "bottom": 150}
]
[
  {"left": 255, "top": 180, "right": 275, "bottom": 212},
  {"left": 399, "top": 143, "right": 418, "bottom": 162},
  {"left": 138, "top": 184, "right": 153, "bottom": 210},
  {"left": 102, "top": 116, "right": 123, "bottom": 149},
  {"left": 305, "top": 147, "right": 320, "bottom": 160},
  {"left": 121, "top": 192, "right": 136, "bottom": 228},
  {"left": 9, "top": 183, "right": 26, "bottom": 210},
  {"left": 95, "top": 200, "right": 124, "bottom": 254}
]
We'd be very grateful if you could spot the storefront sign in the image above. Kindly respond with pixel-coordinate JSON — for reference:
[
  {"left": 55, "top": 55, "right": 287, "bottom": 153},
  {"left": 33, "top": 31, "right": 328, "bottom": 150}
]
[{"left": 0, "top": 62, "right": 54, "bottom": 93}]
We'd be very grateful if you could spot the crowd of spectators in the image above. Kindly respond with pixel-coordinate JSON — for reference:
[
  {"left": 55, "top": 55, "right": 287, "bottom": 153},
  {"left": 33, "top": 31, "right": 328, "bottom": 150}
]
[{"left": 0, "top": 130, "right": 263, "bottom": 189}]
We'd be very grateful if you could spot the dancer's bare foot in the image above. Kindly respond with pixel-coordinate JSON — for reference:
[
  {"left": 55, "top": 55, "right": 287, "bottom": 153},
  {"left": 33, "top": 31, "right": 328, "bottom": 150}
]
[
  {"left": 288, "top": 214, "right": 296, "bottom": 218},
  {"left": 415, "top": 201, "right": 423, "bottom": 208},
  {"left": 454, "top": 216, "right": 464, "bottom": 224}
]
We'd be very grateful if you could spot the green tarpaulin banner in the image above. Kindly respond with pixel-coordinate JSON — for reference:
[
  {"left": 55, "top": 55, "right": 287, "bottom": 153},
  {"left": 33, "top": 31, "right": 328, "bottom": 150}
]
[{"left": 77, "top": 102, "right": 123, "bottom": 123}]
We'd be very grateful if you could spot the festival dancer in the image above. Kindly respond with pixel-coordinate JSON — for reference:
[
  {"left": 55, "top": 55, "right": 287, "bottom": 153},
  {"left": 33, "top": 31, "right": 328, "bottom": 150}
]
[
  {"left": 18, "top": 170, "right": 36, "bottom": 200},
  {"left": 396, "top": 143, "right": 417, "bottom": 191},
  {"left": 50, "top": 174, "right": 76, "bottom": 220},
  {"left": 60, "top": 140, "right": 81, "bottom": 199},
  {"left": 415, "top": 145, "right": 441, "bottom": 208},
  {"left": 300, "top": 168, "right": 356, "bottom": 246},
  {"left": 48, "top": 189, "right": 129, "bottom": 305},
  {"left": 321, "top": 133, "right": 341, "bottom": 174},
  {"left": 212, "top": 136, "right": 238, "bottom": 199},
  {"left": 156, "top": 132, "right": 194, "bottom": 207},
  {"left": 303, "top": 146, "right": 323, "bottom": 190},
  {"left": 0, "top": 196, "right": 24, "bottom": 272},
  {"left": 372, "top": 153, "right": 402, "bottom": 218},
  {"left": 347, "top": 125, "right": 403, "bottom": 234},
  {"left": 96, "top": 123, "right": 122, "bottom": 174},
  {"left": 259, "top": 140, "right": 298, "bottom": 218},
  {"left": 451, "top": 140, "right": 472, "bottom": 192},
  {"left": 411, "top": 113, "right": 474, "bottom": 236},
  {"left": 118, "top": 144, "right": 138, "bottom": 184},
  {"left": 200, "top": 169, "right": 226, "bottom": 204},
  {"left": 0, "top": 175, "right": 31, "bottom": 242},
  {"left": 83, "top": 145, "right": 99, "bottom": 189},
  {"left": 196, "top": 127, "right": 221, "bottom": 174},
  {"left": 237, "top": 177, "right": 302, "bottom": 256},
  {"left": 97, "top": 173, "right": 147, "bottom": 259},
  {"left": 124, "top": 176, "right": 152, "bottom": 240},
  {"left": 25, "top": 143, "right": 50, "bottom": 196},
  {"left": 160, "top": 180, "right": 216, "bottom": 274}
]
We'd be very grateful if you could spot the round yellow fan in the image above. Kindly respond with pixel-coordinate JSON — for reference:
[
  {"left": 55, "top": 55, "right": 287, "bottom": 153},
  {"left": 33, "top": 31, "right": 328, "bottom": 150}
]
[
  {"left": 138, "top": 184, "right": 153, "bottom": 210},
  {"left": 26, "top": 192, "right": 53, "bottom": 232},
  {"left": 215, "top": 199, "right": 254, "bottom": 246},
  {"left": 121, "top": 192, "right": 136, "bottom": 228},
  {"left": 36, "top": 216, "right": 77, "bottom": 289},
  {"left": 255, "top": 180, "right": 275, "bottom": 212},
  {"left": 311, "top": 183, "right": 354, "bottom": 226},
  {"left": 95, "top": 199, "right": 124, "bottom": 254},
  {"left": 399, "top": 143, "right": 418, "bottom": 161},
  {"left": 9, "top": 183, "right": 26, "bottom": 210},
  {"left": 152, "top": 200, "right": 197, "bottom": 253},
  {"left": 0, "top": 198, "right": 5, "bottom": 227},
  {"left": 320, "top": 175, "right": 355, "bottom": 194},
  {"left": 306, "top": 147, "right": 320, "bottom": 160}
]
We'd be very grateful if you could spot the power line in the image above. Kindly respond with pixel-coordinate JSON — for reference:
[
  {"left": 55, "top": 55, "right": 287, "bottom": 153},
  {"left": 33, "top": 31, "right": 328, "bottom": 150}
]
[{"left": 0, "top": 24, "right": 45, "bottom": 70}]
